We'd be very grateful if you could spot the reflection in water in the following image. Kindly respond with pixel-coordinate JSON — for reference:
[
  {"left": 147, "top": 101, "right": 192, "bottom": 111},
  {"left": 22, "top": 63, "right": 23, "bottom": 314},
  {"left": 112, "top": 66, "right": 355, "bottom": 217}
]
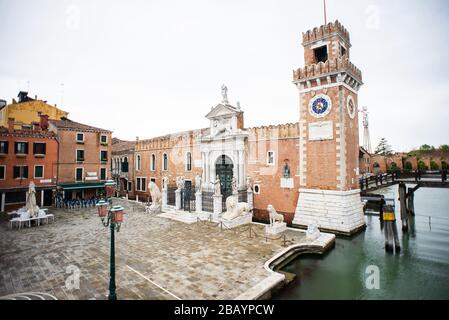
[{"left": 276, "top": 186, "right": 449, "bottom": 300}]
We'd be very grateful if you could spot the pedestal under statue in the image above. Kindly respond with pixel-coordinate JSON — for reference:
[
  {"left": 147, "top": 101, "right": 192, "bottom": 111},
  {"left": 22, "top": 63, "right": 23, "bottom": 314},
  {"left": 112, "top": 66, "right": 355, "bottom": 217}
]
[
  {"left": 220, "top": 195, "right": 252, "bottom": 229},
  {"left": 265, "top": 204, "right": 287, "bottom": 235}
]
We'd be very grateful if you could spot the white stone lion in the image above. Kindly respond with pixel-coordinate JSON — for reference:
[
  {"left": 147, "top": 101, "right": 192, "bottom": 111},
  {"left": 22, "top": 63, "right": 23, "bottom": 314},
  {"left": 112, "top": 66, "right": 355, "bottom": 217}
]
[
  {"left": 222, "top": 195, "right": 252, "bottom": 221},
  {"left": 148, "top": 181, "right": 162, "bottom": 214},
  {"left": 267, "top": 204, "right": 284, "bottom": 226}
]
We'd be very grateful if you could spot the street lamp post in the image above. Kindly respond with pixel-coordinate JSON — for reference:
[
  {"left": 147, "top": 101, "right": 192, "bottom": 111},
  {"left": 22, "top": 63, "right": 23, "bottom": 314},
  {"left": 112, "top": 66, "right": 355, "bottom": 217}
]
[{"left": 96, "top": 180, "right": 125, "bottom": 300}]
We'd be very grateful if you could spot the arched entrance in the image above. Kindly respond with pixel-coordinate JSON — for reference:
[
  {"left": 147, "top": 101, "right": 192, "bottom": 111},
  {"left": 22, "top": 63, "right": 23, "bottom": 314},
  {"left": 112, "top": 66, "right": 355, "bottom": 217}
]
[{"left": 215, "top": 155, "right": 233, "bottom": 198}]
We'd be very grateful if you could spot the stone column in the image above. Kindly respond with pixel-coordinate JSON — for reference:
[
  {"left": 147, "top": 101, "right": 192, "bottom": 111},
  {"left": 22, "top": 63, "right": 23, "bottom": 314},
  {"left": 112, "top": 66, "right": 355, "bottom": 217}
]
[
  {"left": 238, "top": 150, "right": 244, "bottom": 188},
  {"left": 205, "top": 152, "right": 210, "bottom": 184},
  {"left": 175, "top": 189, "right": 182, "bottom": 210},
  {"left": 1, "top": 192, "right": 5, "bottom": 212},
  {"left": 41, "top": 190, "right": 44, "bottom": 207},
  {"left": 201, "top": 152, "right": 206, "bottom": 182},
  {"left": 195, "top": 191, "right": 202, "bottom": 213},
  {"left": 162, "top": 188, "right": 168, "bottom": 208},
  {"left": 247, "top": 188, "right": 254, "bottom": 209},
  {"left": 213, "top": 195, "right": 223, "bottom": 215},
  {"left": 136, "top": 195, "right": 139, "bottom": 202}
]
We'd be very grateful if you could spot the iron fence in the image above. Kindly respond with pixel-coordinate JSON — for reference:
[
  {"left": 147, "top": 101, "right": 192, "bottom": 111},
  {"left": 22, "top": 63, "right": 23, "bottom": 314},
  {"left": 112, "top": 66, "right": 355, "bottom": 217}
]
[{"left": 202, "top": 187, "right": 214, "bottom": 213}]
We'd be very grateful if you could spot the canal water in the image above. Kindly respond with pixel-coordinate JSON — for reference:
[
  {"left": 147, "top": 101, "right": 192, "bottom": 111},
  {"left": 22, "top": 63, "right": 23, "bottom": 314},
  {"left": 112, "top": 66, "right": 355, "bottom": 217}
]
[{"left": 276, "top": 185, "right": 449, "bottom": 300}]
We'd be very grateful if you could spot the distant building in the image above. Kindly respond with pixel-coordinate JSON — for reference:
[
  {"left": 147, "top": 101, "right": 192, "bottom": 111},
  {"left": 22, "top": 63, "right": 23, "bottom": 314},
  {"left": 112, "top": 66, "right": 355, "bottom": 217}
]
[
  {"left": 0, "top": 117, "right": 58, "bottom": 211},
  {"left": 0, "top": 91, "right": 68, "bottom": 128},
  {"left": 111, "top": 138, "right": 135, "bottom": 199},
  {"left": 48, "top": 119, "right": 112, "bottom": 200}
]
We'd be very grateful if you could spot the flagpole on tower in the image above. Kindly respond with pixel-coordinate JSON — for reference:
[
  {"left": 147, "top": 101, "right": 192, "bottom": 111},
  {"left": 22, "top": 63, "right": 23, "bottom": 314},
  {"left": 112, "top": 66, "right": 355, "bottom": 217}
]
[{"left": 324, "top": 0, "right": 327, "bottom": 25}]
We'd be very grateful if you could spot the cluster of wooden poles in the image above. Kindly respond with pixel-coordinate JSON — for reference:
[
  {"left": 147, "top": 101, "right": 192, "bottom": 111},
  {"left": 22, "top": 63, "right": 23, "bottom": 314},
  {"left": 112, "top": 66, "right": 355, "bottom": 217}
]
[{"left": 375, "top": 182, "right": 417, "bottom": 253}]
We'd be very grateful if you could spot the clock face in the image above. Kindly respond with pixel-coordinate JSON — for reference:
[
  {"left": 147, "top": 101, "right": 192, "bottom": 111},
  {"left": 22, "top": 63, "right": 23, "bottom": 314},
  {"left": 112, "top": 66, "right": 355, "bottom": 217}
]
[
  {"left": 309, "top": 94, "right": 332, "bottom": 118},
  {"left": 347, "top": 95, "right": 356, "bottom": 119}
]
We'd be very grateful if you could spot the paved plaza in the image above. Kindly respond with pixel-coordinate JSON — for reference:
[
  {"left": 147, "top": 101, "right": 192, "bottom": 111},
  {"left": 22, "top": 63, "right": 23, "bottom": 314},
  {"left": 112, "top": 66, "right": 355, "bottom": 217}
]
[{"left": 0, "top": 199, "right": 333, "bottom": 300}]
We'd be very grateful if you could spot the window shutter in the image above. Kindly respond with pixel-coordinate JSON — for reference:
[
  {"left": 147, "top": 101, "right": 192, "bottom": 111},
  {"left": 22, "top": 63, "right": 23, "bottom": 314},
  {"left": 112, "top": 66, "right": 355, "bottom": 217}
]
[
  {"left": 23, "top": 166, "right": 28, "bottom": 178},
  {"left": 13, "top": 166, "right": 20, "bottom": 178},
  {"left": 24, "top": 143, "right": 29, "bottom": 154}
]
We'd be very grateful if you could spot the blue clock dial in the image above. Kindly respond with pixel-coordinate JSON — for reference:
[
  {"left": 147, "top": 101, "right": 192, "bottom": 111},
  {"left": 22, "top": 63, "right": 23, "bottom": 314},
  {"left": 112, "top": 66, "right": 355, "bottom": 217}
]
[
  {"left": 312, "top": 98, "right": 328, "bottom": 115},
  {"left": 309, "top": 94, "right": 332, "bottom": 118}
]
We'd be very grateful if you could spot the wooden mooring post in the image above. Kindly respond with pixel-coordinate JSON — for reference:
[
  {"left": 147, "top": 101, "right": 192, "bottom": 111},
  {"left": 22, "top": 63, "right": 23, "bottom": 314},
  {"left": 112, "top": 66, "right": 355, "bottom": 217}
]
[
  {"left": 398, "top": 182, "right": 409, "bottom": 232},
  {"left": 383, "top": 204, "right": 401, "bottom": 253},
  {"left": 407, "top": 189, "right": 415, "bottom": 216}
]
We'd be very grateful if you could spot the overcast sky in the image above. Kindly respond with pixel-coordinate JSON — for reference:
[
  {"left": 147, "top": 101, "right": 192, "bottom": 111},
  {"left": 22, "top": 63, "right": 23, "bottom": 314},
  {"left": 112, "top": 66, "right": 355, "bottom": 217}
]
[{"left": 1, "top": 0, "right": 448, "bottom": 152}]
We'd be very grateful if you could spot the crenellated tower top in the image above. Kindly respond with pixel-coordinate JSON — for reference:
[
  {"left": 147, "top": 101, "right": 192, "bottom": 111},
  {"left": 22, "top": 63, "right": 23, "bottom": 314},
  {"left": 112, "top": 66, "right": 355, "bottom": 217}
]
[{"left": 294, "top": 20, "right": 362, "bottom": 92}]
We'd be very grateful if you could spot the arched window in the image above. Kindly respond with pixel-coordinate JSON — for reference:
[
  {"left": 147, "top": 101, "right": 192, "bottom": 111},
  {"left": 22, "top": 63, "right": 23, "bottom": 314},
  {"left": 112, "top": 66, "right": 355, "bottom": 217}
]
[
  {"left": 186, "top": 152, "right": 192, "bottom": 171},
  {"left": 122, "top": 157, "right": 129, "bottom": 173},
  {"left": 151, "top": 154, "right": 156, "bottom": 171},
  {"left": 136, "top": 154, "right": 141, "bottom": 171},
  {"left": 162, "top": 153, "right": 168, "bottom": 171}
]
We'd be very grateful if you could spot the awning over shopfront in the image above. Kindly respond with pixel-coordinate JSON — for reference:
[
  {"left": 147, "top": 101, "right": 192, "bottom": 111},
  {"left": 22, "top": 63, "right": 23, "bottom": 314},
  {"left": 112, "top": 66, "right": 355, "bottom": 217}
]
[{"left": 59, "top": 183, "right": 105, "bottom": 190}]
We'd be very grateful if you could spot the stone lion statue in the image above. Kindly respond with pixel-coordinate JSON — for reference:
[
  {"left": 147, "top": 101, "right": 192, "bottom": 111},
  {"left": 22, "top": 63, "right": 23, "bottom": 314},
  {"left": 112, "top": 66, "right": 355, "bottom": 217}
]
[
  {"left": 267, "top": 205, "right": 284, "bottom": 226},
  {"left": 306, "top": 223, "right": 321, "bottom": 241},
  {"left": 222, "top": 195, "right": 252, "bottom": 221},
  {"left": 148, "top": 181, "right": 162, "bottom": 214}
]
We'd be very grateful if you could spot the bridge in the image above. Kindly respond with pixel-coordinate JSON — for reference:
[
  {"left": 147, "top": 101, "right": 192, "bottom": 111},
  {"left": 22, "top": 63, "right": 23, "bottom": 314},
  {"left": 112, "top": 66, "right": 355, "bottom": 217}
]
[
  {"left": 360, "top": 171, "right": 448, "bottom": 237},
  {"left": 360, "top": 171, "right": 449, "bottom": 193}
]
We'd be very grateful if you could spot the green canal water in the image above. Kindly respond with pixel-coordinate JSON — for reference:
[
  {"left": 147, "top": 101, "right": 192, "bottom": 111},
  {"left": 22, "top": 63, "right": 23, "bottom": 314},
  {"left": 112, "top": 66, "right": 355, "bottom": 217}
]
[{"left": 276, "top": 185, "right": 449, "bottom": 300}]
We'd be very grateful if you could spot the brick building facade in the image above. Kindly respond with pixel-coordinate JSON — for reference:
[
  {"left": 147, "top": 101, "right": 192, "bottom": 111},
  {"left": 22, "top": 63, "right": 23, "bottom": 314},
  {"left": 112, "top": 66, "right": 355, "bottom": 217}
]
[
  {"left": 49, "top": 119, "right": 112, "bottom": 200},
  {"left": 111, "top": 138, "right": 135, "bottom": 199},
  {"left": 0, "top": 118, "right": 58, "bottom": 211},
  {"left": 120, "top": 20, "right": 366, "bottom": 234}
]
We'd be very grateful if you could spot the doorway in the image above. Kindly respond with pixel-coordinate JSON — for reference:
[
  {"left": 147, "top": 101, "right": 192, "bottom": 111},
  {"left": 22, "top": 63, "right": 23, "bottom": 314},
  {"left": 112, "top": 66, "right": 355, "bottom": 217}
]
[{"left": 215, "top": 155, "right": 234, "bottom": 199}]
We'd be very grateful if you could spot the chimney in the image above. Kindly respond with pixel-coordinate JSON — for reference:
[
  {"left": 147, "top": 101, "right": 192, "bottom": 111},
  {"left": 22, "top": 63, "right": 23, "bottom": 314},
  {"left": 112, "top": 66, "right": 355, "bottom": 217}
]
[
  {"left": 136, "top": 136, "right": 139, "bottom": 141},
  {"left": 40, "top": 114, "right": 49, "bottom": 131},
  {"left": 8, "top": 118, "right": 15, "bottom": 133},
  {"left": 33, "top": 122, "right": 41, "bottom": 131}
]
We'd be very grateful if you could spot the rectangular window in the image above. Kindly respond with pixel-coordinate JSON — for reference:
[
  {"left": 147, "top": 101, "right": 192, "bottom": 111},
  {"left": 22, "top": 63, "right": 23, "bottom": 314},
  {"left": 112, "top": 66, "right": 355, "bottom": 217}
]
[
  {"left": 34, "top": 165, "right": 44, "bottom": 178},
  {"left": 163, "top": 154, "right": 168, "bottom": 171},
  {"left": 33, "top": 142, "right": 46, "bottom": 155},
  {"left": 136, "top": 177, "right": 146, "bottom": 192},
  {"left": 0, "top": 141, "right": 8, "bottom": 154},
  {"left": 13, "top": 166, "right": 28, "bottom": 179},
  {"left": 314, "top": 45, "right": 328, "bottom": 63},
  {"left": 186, "top": 152, "right": 192, "bottom": 171},
  {"left": 76, "top": 168, "right": 83, "bottom": 182},
  {"left": 267, "top": 151, "right": 275, "bottom": 166},
  {"left": 76, "top": 133, "right": 84, "bottom": 143},
  {"left": 0, "top": 166, "right": 5, "bottom": 180},
  {"left": 100, "top": 150, "right": 108, "bottom": 162},
  {"left": 100, "top": 134, "right": 108, "bottom": 144},
  {"left": 76, "top": 150, "right": 85, "bottom": 162},
  {"left": 100, "top": 168, "right": 106, "bottom": 180},
  {"left": 340, "top": 45, "right": 347, "bottom": 57},
  {"left": 15, "top": 142, "right": 29, "bottom": 154}
]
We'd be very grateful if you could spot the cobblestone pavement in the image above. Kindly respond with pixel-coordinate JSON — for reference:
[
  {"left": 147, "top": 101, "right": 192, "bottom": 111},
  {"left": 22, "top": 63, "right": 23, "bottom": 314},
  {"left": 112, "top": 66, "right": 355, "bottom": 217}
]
[{"left": 0, "top": 199, "right": 312, "bottom": 300}]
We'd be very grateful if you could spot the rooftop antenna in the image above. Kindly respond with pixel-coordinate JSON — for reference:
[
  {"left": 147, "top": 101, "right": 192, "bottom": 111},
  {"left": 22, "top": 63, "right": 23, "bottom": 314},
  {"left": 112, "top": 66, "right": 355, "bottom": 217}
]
[{"left": 324, "top": 0, "right": 328, "bottom": 25}]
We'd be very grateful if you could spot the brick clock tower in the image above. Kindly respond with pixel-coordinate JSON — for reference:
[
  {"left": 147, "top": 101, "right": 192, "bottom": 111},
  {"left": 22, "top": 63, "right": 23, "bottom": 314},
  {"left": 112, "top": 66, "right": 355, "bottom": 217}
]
[{"left": 292, "top": 21, "right": 365, "bottom": 235}]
